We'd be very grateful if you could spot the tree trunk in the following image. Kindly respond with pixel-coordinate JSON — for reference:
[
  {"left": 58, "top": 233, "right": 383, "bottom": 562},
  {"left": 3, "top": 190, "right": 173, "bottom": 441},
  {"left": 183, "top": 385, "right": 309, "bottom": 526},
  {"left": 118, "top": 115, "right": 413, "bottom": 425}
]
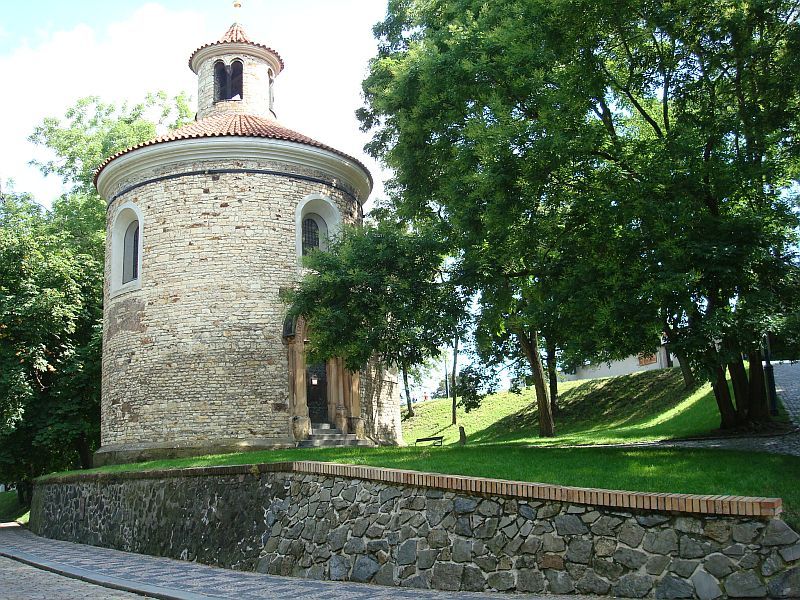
[
  {"left": 712, "top": 364, "right": 737, "bottom": 430},
  {"left": 518, "top": 329, "right": 555, "bottom": 437},
  {"left": 673, "top": 349, "right": 695, "bottom": 389},
  {"left": 748, "top": 347, "right": 770, "bottom": 422},
  {"left": 76, "top": 434, "right": 93, "bottom": 469},
  {"left": 402, "top": 364, "right": 414, "bottom": 417},
  {"left": 546, "top": 339, "right": 559, "bottom": 416},
  {"left": 16, "top": 480, "right": 32, "bottom": 507},
  {"left": 451, "top": 336, "right": 459, "bottom": 426},
  {"left": 728, "top": 353, "right": 750, "bottom": 425},
  {"left": 443, "top": 355, "right": 449, "bottom": 398}
]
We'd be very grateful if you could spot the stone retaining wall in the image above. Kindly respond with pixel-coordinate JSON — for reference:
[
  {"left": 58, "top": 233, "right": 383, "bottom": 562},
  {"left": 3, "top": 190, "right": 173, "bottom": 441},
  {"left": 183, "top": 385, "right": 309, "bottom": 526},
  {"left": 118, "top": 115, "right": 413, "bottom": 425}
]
[{"left": 30, "top": 462, "right": 800, "bottom": 598}]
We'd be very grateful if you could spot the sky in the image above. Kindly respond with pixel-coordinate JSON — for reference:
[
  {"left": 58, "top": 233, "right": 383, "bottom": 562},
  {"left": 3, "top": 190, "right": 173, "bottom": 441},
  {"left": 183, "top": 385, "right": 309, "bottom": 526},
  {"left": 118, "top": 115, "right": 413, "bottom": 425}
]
[
  {"left": 0, "top": 0, "right": 389, "bottom": 207},
  {"left": 0, "top": 0, "right": 462, "bottom": 398}
]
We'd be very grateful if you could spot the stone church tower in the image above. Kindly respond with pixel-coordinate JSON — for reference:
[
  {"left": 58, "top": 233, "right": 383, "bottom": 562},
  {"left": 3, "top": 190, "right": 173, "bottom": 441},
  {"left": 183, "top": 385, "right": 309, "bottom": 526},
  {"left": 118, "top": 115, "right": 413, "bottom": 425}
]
[{"left": 94, "top": 23, "right": 402, "bottom": 465}]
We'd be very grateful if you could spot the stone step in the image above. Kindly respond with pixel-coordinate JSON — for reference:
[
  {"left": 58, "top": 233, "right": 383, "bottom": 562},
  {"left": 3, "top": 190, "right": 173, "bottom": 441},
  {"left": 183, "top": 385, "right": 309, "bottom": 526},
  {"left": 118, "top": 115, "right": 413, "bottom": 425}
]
[
  {"left": 312, "top": 423, "right": 335, "bottom": 430},
  {"left": 311, "top": 428, "right": 343, "bottom": 436},
  {"left": 297, "top": 438, "right": 372, "bottom": 448},
  {"left": 309, "top": 432, "right": 357, "bottom": 440}
]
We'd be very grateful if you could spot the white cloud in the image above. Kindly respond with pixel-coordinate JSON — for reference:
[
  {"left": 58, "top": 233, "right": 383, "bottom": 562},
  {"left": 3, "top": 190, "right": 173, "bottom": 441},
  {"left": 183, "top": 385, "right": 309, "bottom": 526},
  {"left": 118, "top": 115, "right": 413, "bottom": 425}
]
[{"left": 0, "top": 1, "right": 389, "bottom": 208}]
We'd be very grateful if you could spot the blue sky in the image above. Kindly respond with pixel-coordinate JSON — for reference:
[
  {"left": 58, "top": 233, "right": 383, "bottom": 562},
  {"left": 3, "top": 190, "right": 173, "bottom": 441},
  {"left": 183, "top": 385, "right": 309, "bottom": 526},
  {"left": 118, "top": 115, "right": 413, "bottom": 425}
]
[{"left": 0, "top": 1, "right": 389, "bottom": 206}]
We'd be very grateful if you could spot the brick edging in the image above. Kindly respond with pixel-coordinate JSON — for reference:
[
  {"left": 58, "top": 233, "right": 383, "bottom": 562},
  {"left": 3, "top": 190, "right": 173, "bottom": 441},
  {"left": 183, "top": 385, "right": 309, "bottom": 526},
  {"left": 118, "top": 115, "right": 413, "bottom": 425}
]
[{"left": 36, "top": 460, "right": 782, "bottom": 518}]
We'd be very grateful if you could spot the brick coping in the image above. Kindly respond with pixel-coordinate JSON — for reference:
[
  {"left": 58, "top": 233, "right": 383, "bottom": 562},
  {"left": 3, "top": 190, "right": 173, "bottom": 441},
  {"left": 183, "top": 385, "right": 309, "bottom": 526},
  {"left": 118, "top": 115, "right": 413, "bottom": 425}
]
[{"left": 36, "top": 460, "right": 782, "bottom": 518}]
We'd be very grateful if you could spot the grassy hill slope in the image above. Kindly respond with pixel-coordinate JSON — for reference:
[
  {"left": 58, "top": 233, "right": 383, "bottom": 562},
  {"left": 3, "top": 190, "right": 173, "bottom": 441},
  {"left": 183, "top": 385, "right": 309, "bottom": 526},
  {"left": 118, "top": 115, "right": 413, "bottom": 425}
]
[
  {"left": 403, "top": 368, "right": 722, "bottom": 446},
  {"left": 0, "top": 490, "right": 28, "bottom": 524}
]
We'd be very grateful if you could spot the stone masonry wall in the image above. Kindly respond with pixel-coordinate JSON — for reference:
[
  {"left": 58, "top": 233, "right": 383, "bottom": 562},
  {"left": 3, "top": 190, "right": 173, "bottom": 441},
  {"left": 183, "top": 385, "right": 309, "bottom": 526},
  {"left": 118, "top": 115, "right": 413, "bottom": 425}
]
[
  {"left": 361, "top": 359, "right": 403, "bottom": 446},
  {"left": 102, "top": 158, "right": 361, "bottom": 450},
  {"left": 30, "top": 464, "right": 800, "bottom": 598}
]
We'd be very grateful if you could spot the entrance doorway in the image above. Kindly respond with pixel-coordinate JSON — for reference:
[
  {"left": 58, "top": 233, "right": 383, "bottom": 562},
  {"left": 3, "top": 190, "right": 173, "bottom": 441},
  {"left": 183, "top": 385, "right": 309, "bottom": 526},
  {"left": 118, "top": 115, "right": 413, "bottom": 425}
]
[{"left": 306, "top": 363, "right": 328, "bottom": 424}]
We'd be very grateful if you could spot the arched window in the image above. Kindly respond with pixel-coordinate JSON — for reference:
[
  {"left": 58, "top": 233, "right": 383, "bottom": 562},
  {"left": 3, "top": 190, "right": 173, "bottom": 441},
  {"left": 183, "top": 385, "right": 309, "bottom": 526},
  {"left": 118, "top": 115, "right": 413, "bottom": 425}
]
[
  {"left": 296, "top": 196, "right": 340, "bottom": 262},
  {"left": 110, "top": 203, "right": 143, "bottom": 296},
  {"left": 122, "top": 221, "right": 140, "bottom": 284},
  {"left": 302, "top": 216, "right": 320, "bottom": 255},
  {"left": 213, "top": 59, "right": 244, "bottom": 102},
  {"left": 230, "top": 60, "right": 243, "bottom": 100},
  {"left": 213, "top": 60, "right": 227, "bottom": 102}
]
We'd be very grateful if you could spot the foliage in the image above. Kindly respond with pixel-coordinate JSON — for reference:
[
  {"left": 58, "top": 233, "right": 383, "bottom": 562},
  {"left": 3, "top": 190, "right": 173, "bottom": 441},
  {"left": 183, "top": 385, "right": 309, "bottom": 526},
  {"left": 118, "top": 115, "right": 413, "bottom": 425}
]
[
  {"left": 0, "top": 93, "right": 190, "bottom": 497},
  {"left": 0, "top": 188, "right": 97, "bottom": 496},
  {"left": 453, "top": 361, "right": 497, "bottom": 413},
  {"left": 358, "top": 0, "right": 800, "bottom": 431},
  {"left": 286, "top": 215, "right": 465, "bottom": 415},
  {"left": 29, "top": 92, "right": 192, "bottom": 196}
]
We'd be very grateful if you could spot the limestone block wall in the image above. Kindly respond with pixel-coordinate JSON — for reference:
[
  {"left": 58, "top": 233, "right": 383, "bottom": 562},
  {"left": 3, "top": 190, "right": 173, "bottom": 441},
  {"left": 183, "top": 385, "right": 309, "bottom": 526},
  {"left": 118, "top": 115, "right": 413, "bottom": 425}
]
[
  {"left": 361, "top": 359, "right": 403, "bottom": 446},
  {"left": 30, "top": 462, "right": 800, "bottom": 599},
  {"left": 101, "top": 158, "right": 359, "bottom": 452}
]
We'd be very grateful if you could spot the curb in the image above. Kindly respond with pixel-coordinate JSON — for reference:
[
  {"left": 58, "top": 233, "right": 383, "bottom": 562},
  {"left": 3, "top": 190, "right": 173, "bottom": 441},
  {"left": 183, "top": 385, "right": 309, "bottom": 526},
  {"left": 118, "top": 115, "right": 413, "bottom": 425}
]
[{"left": 0, "top": 545, "right": 221, "bottom": 600}]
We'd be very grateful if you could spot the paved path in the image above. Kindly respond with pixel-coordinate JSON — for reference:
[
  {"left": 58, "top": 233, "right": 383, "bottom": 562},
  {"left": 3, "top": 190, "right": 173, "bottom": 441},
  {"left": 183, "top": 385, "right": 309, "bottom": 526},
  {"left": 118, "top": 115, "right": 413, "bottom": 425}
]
[
  {"left": 0, "top": 555, "right": 146, "bottom": 600},
  {"left": 775, "top": 361, "right": 800, "bottom": 425},
  {"left": 0, "top": 524, "right": 590, "bottom": 600}
]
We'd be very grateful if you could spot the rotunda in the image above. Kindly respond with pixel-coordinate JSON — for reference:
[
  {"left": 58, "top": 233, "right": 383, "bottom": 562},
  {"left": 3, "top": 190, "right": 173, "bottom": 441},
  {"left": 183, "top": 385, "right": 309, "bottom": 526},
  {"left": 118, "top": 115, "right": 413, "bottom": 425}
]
[{"left": 94, "top": 23, "right": 402, "bottom": 465}]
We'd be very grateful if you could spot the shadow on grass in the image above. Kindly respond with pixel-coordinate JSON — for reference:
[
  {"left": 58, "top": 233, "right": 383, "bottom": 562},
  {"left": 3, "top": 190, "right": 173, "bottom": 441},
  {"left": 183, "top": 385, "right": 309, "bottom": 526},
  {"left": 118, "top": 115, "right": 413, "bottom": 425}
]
[
  {"left": 0, "top": 491, "right": 28, "bottom": 524},
  {"left": 468, "top": 368, "right": 718, "bottom": 445}
]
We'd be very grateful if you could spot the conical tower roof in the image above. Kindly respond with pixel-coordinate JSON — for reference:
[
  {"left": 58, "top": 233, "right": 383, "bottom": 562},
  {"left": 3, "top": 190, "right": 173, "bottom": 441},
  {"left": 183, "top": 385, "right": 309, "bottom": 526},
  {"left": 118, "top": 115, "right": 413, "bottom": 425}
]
[{"left": 188, "top": 22, "right": 284, "bottom": 74}]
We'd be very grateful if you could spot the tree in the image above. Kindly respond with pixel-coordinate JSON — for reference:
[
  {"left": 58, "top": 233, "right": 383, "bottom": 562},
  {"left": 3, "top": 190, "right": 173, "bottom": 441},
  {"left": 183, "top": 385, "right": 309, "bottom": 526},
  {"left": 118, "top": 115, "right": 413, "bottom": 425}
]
[
  {"left": 359, "top": 0, "right": 800, "bottom": 432},
  {"left": 286, "top": 216, "right": 464, "bottom": 418},
  {"left": 0, "top": 93, "right": 191, "bottom": 495},
  {"left": 0, "top": 188, "right": 94, "bottom": 500},
  {"left": 454, "top": 362, "right": 497, "bottom": 413},
  {"left": 29, "top": 92, "right": 192, "bottom": 196}
]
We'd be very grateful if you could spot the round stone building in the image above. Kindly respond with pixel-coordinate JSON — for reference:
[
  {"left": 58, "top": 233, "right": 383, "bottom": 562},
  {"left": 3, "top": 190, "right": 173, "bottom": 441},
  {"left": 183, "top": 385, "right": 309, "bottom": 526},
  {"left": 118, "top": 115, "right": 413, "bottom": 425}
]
[{"left": 94, "top": 23, "right": 402, "bottom": 465}]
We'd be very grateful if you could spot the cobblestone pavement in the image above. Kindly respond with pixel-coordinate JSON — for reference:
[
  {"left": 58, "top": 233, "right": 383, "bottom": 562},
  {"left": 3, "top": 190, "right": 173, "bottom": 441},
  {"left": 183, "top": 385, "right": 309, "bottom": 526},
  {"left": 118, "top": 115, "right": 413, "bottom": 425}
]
[
  {"left": 0, "top": 555, "right": 147, "bottom": 599},
  {"left": 0, "top": 524, "right": 590, "bottom": 600},
  {"left": 775, "top": 361, "right": 800, "bottom": 425}
]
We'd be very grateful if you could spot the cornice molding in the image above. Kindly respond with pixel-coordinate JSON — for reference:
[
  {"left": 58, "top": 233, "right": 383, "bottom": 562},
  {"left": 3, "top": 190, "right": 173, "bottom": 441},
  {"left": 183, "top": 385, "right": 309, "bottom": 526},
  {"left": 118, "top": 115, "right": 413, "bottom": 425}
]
[
  {"left": 96, "top": 137, "right": 372, "bottom": 203},
  {"left": 190, "top": 42, "right": 283, "bottom": 75}
]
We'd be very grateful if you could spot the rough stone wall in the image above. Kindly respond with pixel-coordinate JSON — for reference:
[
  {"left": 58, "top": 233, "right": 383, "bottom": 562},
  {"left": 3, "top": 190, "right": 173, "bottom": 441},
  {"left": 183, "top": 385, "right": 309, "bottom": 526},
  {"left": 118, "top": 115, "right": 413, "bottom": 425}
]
[
  {"left": 361, "top": 359, "right": 403, "bottom": 446},
  {"left": 196, "top": 52, "right": 272, "bottom": 119},
  {"left": 31, "top": 472, "right": 273, "bottom": 570},
  {"left": 102, "top": 158, "right": 359, "bottom": 450},
  {"left": 31, "top": 469, "right": 800, "bottom": 598}
]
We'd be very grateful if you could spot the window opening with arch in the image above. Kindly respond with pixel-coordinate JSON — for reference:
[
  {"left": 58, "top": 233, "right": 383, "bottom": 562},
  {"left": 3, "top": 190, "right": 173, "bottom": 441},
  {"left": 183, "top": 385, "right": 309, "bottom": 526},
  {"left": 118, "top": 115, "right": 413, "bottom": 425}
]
[
  {"left": 122, "top": 220, "right": 140, "bottom": 284},
  {"left": 296, "top": 196, "right": 340, "bottom": 261},
  {"left": 213, "top": 59, "right": 244, "bottom": 101},
  {"left": 110, "top": 203, "right": 143, "bottom": 296},
  {"left": 302, "top": 215, "right": 321, "bottom": 255}
]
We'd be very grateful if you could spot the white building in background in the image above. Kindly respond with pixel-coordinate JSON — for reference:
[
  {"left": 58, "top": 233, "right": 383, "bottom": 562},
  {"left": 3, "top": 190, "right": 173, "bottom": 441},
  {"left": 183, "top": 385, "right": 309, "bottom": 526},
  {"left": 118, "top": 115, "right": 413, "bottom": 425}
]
[{"left": 562, "top": 344, "right": 673, "bottom": 382}]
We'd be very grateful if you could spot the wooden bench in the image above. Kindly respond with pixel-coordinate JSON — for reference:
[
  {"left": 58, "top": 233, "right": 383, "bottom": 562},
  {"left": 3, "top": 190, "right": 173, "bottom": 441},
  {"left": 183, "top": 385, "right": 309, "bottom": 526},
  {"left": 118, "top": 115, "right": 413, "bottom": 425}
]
[{"left": 415, "top": 436, "right": 444, "bottom": 446}]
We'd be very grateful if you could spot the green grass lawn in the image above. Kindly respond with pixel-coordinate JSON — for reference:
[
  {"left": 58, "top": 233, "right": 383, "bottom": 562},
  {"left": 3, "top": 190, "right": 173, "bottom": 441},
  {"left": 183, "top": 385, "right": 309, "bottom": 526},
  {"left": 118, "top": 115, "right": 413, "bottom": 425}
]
[
  {"left": 0, "top": 490, "right": 29, "bottom": 524},
  {"left": 403, "top": 368, "right": 723, "bottom": 446},
  {"left": 38, "top": 367, "right": 800, "bottom": 531},
  {"left": 48, "top": 444, "right": 800, "bottom": 530}
]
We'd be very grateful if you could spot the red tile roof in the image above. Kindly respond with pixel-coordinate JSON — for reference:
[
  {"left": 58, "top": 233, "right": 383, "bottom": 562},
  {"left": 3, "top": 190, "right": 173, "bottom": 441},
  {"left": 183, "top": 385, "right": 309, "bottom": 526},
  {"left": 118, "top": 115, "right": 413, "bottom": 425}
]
[
  {"left": 93, "top": 114, "right": 371, "bottom": 187},
  {"left": 220, "top": 22, "right": 249, "bottom": 43},
  {"left": 189, "top": 22, "right": 284, "bottom": 72}
]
